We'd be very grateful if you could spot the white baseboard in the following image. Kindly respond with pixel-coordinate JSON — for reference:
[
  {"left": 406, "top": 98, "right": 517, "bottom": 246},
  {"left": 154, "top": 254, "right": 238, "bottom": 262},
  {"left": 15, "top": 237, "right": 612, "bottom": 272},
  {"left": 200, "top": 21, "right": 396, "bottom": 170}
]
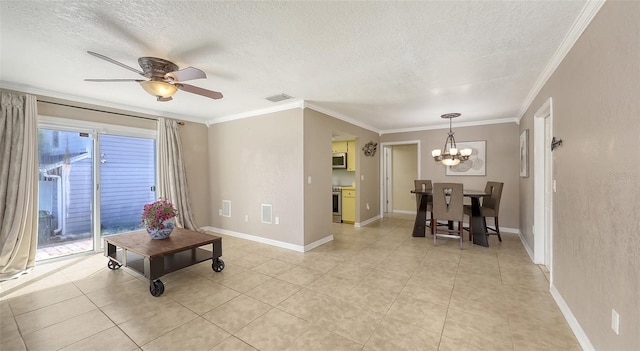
[
  {"left": 355, "top": 215, "right": 381, "bottom": 227},
  {"left": 304, "top": 235, "right": 334, "bottom": 251},
  {"left": 518, "top": 230, "right": 536, "bottom": 263},
  {"left": 550, "top": 284, "right": 594, "bottom": 351},
  {"left": 201, "top": 226, "right": 333, "bottom": 253},
  {"left": 392, "top": 210, "right": 416, "bottom": 215}
]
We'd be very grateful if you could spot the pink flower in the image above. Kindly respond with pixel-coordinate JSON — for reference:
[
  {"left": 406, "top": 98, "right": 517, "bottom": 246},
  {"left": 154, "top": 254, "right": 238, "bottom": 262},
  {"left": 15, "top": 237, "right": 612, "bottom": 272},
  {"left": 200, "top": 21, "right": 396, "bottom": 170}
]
[{"left": 141, "top": 197, "right": 177, "bottom": 230}]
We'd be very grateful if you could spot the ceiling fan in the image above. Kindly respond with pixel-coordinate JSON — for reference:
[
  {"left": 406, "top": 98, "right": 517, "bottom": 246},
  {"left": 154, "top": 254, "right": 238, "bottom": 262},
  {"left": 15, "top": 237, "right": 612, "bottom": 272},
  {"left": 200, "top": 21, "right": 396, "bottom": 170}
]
[{"left": 84, "top": 51, "right": 223, "bottom": 102}]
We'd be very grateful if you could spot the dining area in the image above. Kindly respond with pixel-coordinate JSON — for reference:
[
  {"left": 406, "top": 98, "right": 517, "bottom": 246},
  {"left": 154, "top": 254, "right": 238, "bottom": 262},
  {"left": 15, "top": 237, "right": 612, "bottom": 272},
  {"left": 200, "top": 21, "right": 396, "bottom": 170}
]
[{"left": 411, "top": 180, "right": 504, "bottom": 249}]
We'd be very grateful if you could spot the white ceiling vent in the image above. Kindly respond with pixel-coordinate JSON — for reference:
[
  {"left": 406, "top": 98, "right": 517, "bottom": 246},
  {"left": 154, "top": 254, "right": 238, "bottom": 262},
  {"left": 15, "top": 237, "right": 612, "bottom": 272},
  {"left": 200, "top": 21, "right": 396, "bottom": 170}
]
[{"left": 265, "top": 93, "right": 292, "bottom": 102}]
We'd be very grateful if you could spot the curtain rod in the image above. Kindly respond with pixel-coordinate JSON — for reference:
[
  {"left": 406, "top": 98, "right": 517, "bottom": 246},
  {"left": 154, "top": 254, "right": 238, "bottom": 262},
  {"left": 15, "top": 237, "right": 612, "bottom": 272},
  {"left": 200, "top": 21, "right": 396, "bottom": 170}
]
[{"left": 37, "top": 100, "right": 184, "bottom": 125}]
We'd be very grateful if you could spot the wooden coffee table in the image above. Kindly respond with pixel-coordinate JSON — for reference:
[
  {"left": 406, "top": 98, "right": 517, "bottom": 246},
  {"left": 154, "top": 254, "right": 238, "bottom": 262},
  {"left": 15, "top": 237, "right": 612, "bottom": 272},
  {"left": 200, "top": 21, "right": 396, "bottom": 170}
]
[{"left": 104, "top": 228, "right": 224, "bottom": 296}]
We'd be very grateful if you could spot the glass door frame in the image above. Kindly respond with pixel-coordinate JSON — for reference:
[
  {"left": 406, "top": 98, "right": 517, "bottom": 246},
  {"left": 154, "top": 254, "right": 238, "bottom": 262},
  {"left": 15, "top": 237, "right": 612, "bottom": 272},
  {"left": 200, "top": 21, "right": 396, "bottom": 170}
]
[{"left": 38, "top": 115, "right": 157, "bottom": 253}]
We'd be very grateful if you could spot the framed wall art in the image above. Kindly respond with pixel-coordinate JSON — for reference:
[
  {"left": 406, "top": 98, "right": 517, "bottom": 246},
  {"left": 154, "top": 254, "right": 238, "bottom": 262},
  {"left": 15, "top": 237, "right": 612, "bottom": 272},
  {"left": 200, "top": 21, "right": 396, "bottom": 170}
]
[
  {"left": 520, "top": 129, "right": 529, "bottom": 177},
  {"left": 446, "top": 140, "right": 486, "bottom": 176}
]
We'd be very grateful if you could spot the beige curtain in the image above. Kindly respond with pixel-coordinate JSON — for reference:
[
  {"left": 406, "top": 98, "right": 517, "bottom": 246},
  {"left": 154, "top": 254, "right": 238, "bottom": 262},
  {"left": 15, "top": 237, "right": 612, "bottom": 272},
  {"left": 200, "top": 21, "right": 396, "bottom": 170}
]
[
  {"left": 157, "top": 118, "right": 200, "bottom": 231},
  {"left": 0, "top": 93, "right": 38, "bottom": 281}
]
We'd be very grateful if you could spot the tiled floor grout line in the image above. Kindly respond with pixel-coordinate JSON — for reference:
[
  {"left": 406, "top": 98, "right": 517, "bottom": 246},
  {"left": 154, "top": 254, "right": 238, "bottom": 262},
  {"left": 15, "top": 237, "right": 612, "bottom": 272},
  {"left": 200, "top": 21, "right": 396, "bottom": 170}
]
[{"left": 2, "top": 216, "right": 580, "bottom": 351}]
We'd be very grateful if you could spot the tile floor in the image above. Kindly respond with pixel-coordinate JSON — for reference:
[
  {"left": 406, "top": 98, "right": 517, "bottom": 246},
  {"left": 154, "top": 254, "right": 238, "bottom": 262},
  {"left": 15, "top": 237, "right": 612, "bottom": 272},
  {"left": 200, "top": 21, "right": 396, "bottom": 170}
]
[{"left": 0, "top": 215, "right": 581, "bottom": 350}]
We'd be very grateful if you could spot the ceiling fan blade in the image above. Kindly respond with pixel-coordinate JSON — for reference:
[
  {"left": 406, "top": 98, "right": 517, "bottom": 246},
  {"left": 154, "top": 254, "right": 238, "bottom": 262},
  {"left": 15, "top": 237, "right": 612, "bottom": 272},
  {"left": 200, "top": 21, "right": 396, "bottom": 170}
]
[
  {"left": 87, "top": 51, "right": 144, "bottom": 75},
  {"left": 165, "top": 67, "right": 206, "bottom": 82},
  {"left": 175, "top": 83, "right": 223, "bottom": 99},
  {"left": 84, "top": 79, "right": 144, "bottom": 82}
]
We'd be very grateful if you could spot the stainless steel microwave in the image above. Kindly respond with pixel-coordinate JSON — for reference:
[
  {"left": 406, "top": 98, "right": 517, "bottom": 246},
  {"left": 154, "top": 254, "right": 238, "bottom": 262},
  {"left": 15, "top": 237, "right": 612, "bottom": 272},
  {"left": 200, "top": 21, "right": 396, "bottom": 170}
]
[{"left": 332, "top": 153, "right": 347, "bottom": 169}]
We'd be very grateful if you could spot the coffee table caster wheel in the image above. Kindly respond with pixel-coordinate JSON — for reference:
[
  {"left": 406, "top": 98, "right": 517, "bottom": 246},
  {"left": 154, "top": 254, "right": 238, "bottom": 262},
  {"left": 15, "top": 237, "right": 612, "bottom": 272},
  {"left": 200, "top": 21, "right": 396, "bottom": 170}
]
[
  {"left": 150, "top": 280, "right": 164, "bottom": 297},
  {"left": 107, "top": 260, "right": 121, "bottom": 270},
  {"left": 212, "top": 258, "right": 225, "bottom": 272}
]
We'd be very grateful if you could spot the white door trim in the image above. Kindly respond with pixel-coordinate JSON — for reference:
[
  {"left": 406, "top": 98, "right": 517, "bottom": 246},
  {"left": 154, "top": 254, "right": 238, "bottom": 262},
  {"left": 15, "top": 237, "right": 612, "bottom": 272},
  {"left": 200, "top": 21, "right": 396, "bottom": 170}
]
[
  {"left": 533, "top": 98, "right": 553, "bottom": 279},
  {"left": 379, "top": 140, "right": 421, "bottom": 218}
]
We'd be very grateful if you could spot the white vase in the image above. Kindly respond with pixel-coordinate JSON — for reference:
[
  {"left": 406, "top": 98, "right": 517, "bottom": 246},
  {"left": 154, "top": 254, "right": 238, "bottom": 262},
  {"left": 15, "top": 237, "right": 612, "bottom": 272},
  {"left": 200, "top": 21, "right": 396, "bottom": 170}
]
[{"left": 146, "top": 217, "right": 176, "bottom": 240}]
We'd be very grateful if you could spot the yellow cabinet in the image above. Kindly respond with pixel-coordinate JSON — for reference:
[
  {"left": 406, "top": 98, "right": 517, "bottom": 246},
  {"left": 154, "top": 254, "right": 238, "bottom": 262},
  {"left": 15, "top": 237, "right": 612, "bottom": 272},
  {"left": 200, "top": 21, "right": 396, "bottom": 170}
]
[
  {"left": 346, "top": 140, "right": 356, "bottom": 172},
  {"left": 332, "top": 141, "right": 347, "bottom": 153},
  {"left": 341, "top": 188, "right": 356, "bottom": 223}
]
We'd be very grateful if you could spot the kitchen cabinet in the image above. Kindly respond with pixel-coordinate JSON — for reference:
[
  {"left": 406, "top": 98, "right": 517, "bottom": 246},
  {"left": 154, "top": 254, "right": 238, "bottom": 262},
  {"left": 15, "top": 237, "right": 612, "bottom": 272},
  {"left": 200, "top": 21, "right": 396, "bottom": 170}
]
[
  {"left": 332, "top": 141, "right": 347, "bottom": 153},
  {"left": 341, "top": 187, "right": 356, "bottom": 223},
  {"left": 346, "top": 140, "right": 356, "bottom": 172}
]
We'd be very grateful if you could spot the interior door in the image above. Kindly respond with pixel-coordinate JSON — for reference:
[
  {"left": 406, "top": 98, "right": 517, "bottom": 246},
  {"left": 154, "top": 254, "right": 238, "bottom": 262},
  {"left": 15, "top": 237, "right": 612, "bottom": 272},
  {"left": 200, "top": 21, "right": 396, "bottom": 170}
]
[{"left": 384, "top": 146, "right": 392, "bottom": 213}]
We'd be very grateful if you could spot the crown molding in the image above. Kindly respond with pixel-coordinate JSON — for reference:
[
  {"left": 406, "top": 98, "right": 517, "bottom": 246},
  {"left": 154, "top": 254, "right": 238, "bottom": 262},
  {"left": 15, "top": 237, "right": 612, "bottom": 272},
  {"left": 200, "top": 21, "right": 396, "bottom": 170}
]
[
  {"left": 303, "top": 102, "right": 380, "bottom": 134},
  {"left": 206, "top": 99, "right": 305, "bottom": 126},
  {"left": 516, "top": 0, "right": 606, "bottom": 122},
  {"left": 0, "top": 81, "right": 208, "bottom": 124},
  {"left": 380, "top": 117, "right": 519, "bottom": 135}
]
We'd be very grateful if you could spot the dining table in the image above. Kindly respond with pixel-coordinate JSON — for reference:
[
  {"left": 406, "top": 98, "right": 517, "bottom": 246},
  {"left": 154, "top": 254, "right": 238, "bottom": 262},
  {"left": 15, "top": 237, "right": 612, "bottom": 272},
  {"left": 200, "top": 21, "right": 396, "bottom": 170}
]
[{"left": 410, "top": 188, "right": 491, "bottom": 247}]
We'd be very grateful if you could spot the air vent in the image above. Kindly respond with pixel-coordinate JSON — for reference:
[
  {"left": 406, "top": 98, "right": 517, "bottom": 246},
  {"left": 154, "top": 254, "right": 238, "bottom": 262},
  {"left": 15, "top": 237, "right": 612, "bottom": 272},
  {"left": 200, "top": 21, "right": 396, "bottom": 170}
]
[
  {"left": 261, "top": 204, "right": 273, "bottom": 224},
  {"left": 265, "top": 93, "right": 292, "bottom": 102},
  {"left": 222, "top": 200, "right": 231, "bottom": 217}
]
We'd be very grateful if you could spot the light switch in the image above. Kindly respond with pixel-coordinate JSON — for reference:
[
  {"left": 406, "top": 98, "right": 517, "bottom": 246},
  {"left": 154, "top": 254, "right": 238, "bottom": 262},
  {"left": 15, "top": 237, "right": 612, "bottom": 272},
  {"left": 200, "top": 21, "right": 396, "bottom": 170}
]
[
  {"left": 308, "top": 176, "right": 312, "bottom": 184},
  {"left": 553, "top": 180, "right": 557, "bottom": 192}
]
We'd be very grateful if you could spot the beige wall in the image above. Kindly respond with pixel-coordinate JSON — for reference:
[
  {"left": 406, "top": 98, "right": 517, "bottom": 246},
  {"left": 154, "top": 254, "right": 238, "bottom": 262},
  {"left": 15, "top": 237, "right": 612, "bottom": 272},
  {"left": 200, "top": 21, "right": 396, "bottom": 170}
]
[
  {"left": 519, "top": 1, "right": 640, "bottom": 349},
  {"left": 177, "top": 122, "right": 211, "bottom": 227},
  {"left": 391, "top": 144, "right": 418, "bottom": 212},
  {"left": 207, "top": 109, "right": 305, "bottom": 246},
  {"left": 303, "top": 109, "right": 380, "bottom": 234},
  {"left": 381, "top": 122, "right": 520, "bottom": 229}
]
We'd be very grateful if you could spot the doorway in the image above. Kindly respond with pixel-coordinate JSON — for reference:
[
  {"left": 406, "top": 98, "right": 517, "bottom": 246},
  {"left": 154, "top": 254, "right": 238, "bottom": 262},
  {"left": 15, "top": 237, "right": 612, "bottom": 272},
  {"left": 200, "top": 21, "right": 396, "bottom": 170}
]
[
  {"left": 380, "top": 141, "right": 420, "bottom": 217},
  {"left": 36, "top": 118, "right": 156, "bottom": 260},
  {"left": 534, "top": 98, "right": 553, "bottom": 277}
]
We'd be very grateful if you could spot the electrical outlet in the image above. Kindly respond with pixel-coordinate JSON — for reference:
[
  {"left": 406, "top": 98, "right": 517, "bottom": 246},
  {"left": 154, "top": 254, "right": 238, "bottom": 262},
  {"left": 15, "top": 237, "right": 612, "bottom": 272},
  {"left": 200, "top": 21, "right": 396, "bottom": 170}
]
[
  {"left": 218, "top": 209, "right": 222, "bottom": 216},
  {"left": 245, "top": 215, "right": 249, "bottom": 222},
  {"left": 366, "top": 203, "right": 370, "bottom": 210},
  {"left": 275, "top": 217, "right": 279, "bottom": 224},
  {"left": 360, "top": 174, "right": 364, "bottom": 181},
  {"left": 553, "top": 179, "right": 557, "bottom": 192},
  {"left": 307, "top": 176, "right": 312, "bottom": 184},
  {"left": 612, "top": 309, "right": 620, "bottom": 335}
]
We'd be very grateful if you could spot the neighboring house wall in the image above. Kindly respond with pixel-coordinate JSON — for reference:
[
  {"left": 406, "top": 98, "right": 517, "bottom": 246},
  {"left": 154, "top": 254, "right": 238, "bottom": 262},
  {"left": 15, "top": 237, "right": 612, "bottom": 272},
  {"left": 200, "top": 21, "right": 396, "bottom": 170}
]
[
  {"left": 65, "top": 158, "right": 92, "bottom": 235},
  {"left": 99, "top": 135, "right": 155, "bottom": 231},
  {"left": 519, "top": 1, "right": 640, "bottom": 349},
  {"left": 207, "top": 109, "right": 305, "bottom": 246},
  {"left": 391, "top": 144, "right": 418, "bottom": 212},
  {"left": 381, "top": 122, "right": 520, "bottom": 229}
]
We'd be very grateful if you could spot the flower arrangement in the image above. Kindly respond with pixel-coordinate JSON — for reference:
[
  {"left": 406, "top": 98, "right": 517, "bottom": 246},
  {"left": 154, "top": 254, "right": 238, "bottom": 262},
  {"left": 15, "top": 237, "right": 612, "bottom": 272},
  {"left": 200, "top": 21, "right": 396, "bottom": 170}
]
[{"left": 142, "top": 198, "right": 177, "bottom": 230}]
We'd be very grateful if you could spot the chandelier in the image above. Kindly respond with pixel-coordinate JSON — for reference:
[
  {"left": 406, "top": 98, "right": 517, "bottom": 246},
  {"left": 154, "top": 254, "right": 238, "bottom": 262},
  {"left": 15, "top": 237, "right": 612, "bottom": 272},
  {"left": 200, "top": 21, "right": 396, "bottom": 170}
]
[{"left": 431, "top": 113, "right": 472, "bottom": 166}]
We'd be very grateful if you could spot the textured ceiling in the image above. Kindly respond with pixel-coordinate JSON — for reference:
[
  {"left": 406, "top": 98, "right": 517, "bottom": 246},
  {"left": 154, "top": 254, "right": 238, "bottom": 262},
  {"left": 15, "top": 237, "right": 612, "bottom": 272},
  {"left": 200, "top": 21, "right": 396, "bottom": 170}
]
[{"left": 0, "top": 1, "right": 589, "bottom": 132}]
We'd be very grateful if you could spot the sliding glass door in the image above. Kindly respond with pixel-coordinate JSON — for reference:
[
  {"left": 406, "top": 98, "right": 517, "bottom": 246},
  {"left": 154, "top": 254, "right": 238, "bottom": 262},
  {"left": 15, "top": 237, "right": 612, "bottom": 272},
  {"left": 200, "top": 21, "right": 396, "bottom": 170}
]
[
  {"left": 99, "top": 134, "right": 155, "bottom": 239},
  {"left": 37, "top": 129, "right": 95, "bottom": 260},
  {"left": 37, "top": 120, "right": 156, "bottom": 260}
]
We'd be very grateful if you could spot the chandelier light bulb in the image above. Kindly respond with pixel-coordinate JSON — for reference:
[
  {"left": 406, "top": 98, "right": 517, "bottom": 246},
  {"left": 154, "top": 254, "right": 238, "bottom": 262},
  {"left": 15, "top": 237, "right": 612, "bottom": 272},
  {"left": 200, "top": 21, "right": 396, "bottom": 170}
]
[{"left": 431, "top": 113, "right": 470, "bottom": 166}]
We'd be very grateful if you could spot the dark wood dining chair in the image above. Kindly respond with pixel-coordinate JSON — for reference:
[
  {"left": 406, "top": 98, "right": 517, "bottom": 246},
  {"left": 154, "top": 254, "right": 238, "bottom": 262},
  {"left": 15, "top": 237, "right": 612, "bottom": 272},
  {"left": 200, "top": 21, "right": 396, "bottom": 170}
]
[
  {"left": 480, "top": 181, "right": 504, "bottom": 241},
  {"left": 432, "top": 183, "right": 464, "bottom": 249},
  {"left": 414, "top": 180, "right": 433, "bottom": 228},
  {"left": 464, "top": 181, "right": 504, "bottom": 241}
]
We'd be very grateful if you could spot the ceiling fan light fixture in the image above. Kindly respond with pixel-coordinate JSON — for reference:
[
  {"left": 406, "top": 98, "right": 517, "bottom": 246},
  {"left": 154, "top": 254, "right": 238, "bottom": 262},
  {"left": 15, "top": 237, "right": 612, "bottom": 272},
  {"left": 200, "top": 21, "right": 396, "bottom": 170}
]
[{"left": 140, "top": 80, "right": 178, "bottom": 98}]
